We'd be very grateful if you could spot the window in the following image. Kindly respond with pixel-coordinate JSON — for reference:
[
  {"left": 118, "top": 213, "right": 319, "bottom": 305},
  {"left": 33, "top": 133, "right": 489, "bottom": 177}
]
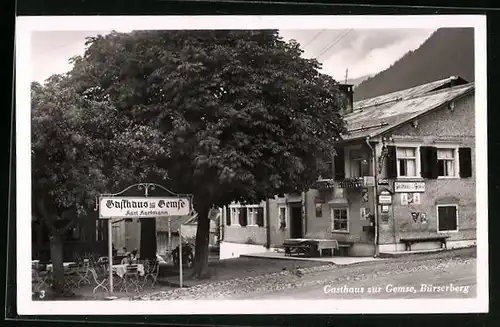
[
  {"left": 315, "top": 203, "right": 323, "bottom": 217},
  {"left": 437, "top": 149, "right": 456, "bottom": 177},
  {"left": 331, "top": 208, "right": 349, "bottom": 232},
  {"left": 230, "top": 207, "right": 240, "bottom": 225},
  {"left": 229, "top": 205, "right": 264, "bottom": 227},
  {"left": 437, "top": 205, "right": 458, "bottom": 232},
  {"left": 397, "top": 147, "right": 417, "bottom": 177},
  {"left": 349, "top": 149, "right": 369, "bottom": 177},
  {"left": 247, "top": 207, "right": 258, "bottom": 225},
  {"left": 278, "top": 206, "right": 287, "bottom": 230}
]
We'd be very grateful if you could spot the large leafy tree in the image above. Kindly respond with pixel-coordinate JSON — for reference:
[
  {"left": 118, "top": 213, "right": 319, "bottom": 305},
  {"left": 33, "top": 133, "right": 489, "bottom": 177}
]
[
  {"left": 68, "top": 30, "right": 347, "bottom": 277},
  {"left": 31, "top": 74, "right": 169, "bottom": 296}
]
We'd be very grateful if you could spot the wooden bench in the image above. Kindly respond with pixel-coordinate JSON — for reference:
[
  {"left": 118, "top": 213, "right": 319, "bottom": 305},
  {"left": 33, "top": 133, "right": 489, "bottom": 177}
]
[
  {"left": 316, "top": 240, "right": 339, "bottom": 257},
  {"left": 400, "top": 236, "right": 450, "bottom": 251},
  {"left": 336, "top": 242, "right": 353, "bottom": 256}
]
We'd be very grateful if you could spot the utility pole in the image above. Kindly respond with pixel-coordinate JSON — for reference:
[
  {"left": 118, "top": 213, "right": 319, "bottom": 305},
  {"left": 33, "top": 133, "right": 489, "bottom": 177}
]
[{"left": 344, "top": 68, "right": 348, "bottom": 84}]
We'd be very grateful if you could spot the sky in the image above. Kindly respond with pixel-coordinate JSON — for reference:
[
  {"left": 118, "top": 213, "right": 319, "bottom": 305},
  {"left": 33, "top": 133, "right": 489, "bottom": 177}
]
[{"left": 31, "top": 28, "right": 436, "bottom": 84}]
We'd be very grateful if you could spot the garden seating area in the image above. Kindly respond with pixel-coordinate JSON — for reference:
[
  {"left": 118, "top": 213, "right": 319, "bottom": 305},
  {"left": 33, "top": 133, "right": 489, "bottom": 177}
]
[{"left": 32, "top": 252, "right": 161, "bottom": 299}]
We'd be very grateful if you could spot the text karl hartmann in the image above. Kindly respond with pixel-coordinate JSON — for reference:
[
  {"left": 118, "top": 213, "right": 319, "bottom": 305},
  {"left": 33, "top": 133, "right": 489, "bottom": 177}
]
[{"left": 323, "top": 284, "right": 470, "bottom": 295}]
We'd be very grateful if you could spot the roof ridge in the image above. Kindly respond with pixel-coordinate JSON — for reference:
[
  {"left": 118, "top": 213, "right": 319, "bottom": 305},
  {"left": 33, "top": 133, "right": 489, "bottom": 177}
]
[{"left": 353, "top": 76, "right": 462, "bottom": 107}]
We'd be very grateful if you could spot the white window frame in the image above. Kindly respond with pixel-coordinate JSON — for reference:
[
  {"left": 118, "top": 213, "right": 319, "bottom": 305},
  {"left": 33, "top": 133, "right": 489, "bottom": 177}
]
[
  {"left": 394, "top": 143, "right": 421, "bottom": 179},
  {"left": 436, "top": 145, "right": 460, "bottom": 179},
  {"left": 228, "top": 203, "right": 262, "bottom": 227},
  {"left": 436, "top": 204, "right": 459, "bottom": 233},
  {"left": 229, "top": 206, "right": 241, "bottom": 226},
  {"left": 246, "top": 206, "right": 259, "bottom": 226},
  {"left": 331, "top": 207, "right": 349, "bottom": 233},
  {"left": 277, "top": 204, "right": 288, "bottom": 230}
]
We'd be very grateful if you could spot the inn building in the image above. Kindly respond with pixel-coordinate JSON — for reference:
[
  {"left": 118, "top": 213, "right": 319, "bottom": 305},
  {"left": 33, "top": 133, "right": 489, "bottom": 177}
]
[{"left": 220, "top": 76, "right": 476, "bottom": 258}]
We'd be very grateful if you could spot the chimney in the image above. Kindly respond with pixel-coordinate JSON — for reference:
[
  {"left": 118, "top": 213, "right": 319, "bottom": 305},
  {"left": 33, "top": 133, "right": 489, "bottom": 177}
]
[{"left": 338, "top": 84, "right": 354, "bottom": 114}]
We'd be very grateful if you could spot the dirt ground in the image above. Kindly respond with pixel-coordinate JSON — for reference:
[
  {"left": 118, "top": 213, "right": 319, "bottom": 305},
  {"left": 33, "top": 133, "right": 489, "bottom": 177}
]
[{"left": 35, "top": 247, "right": 476, "bottom": 301}]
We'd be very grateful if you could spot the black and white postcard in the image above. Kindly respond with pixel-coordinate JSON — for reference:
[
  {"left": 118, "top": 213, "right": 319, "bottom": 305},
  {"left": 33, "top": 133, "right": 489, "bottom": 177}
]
[{"left": 15, "top": 15, "right": 488, "bottom": 314}]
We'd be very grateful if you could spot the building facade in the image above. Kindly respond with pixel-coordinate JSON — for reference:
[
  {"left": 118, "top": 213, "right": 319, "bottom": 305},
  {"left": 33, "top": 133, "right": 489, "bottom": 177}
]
[{"left": 220, "top": 76, "right": 476, "bottom": 258}]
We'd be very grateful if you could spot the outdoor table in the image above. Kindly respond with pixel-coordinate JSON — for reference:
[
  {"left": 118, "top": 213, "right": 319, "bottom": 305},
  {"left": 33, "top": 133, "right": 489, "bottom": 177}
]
[{"left": 112, "top": 264, "right": 145, "bottom": 278}]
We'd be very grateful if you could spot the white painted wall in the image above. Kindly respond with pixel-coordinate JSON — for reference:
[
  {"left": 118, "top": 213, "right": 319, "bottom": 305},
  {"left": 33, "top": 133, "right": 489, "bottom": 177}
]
[{"left": 220, "top": 241, "right": 276, "bottom": 260}]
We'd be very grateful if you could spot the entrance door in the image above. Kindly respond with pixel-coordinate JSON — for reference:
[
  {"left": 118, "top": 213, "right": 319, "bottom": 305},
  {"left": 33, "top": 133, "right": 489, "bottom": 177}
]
[{"left": 289, "top": 204, "right": 303, "bottom": 239}]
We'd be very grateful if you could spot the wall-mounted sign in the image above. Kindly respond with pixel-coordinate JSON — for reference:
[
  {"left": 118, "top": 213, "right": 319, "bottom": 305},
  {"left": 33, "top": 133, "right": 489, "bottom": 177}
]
[
  {"left": 99, "top": 196, "right": 191, "bottom": 218},
  {"left": 378, "top": 178, "right": 390, "bottom": 185},
  {"left": 394, "top": 181, "right": 425, "bottom": 193},
  {"left": 381, "top": 205, "right": 390, "bottom": 213},
  {"left": 363, "top": 176, "right": 375, "bottom": 187},
  {"left": 407, "top": 193, "right": 421, "bottom": 205},
  {"left": 400, "top": 192, "right": 421, "bottom": 205},
  {"left": 378, "top": 195, "right": 392, "bottom": 204},
  {"left": 361, "top": 188, "right": 369, "bottom": 202},
  {"left": 360, "top": 207, "right": 371, "bottom": 219}
]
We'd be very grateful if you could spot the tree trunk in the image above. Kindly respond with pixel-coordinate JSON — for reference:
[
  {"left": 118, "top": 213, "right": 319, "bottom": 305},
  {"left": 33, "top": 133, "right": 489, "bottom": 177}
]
[
  {"left": 49, "top": 232, "right": 65, "bottom": 297},
  {"left": 192, "top": 208, "right": 210, "bottom": 278},
  {"left": 139, "top": 219, "right": 157, "bottom": 261}
]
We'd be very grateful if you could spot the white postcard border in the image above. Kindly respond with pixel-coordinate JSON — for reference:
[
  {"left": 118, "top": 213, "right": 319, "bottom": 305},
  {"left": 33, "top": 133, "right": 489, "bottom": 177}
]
[{"left": 15, "top": 14, "right": 488, "bottom": 315}]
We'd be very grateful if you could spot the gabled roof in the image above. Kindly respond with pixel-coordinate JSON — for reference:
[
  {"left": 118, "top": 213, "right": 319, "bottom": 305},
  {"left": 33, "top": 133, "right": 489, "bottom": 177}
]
[
  {"left": 342, "top": 77, "right": 474, "bottom": 142},
  {"left": 353, "top": 76, "right": 469, "bottom": 110}
]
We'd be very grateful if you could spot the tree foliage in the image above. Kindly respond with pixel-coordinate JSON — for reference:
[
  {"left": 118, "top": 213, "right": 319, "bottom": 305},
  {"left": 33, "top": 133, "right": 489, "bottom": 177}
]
[
  {"left": 68, "top": 30, "right": 347, "bottom": 211},
  {"left": 38, "top": 29, "right": 347, "bottom": 277},
  {"left": 31, "top": 74, "right": 169, "bottom": 295},
  {"left": 32, "top": 75, "right": 170, "bottom": 218}
]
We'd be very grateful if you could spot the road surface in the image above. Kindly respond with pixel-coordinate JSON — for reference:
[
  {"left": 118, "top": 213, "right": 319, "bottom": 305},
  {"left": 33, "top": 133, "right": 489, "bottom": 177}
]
[{"left": 247, "top": 254, "right": 476, "bottom": 299}]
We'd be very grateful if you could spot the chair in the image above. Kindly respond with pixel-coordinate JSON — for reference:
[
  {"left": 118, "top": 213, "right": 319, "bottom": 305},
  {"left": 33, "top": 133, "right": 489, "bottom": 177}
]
[
  {"left": 32, "top": 268, "right": 51, "bottom": 294},
  {"left": 120, "top": 265, "right": 142, "bottom": 294},
  {"left": 63, "top": 263, "right": 80, "bottom": 291},
  {"left": 90, "top": 268, "right": 109, "bottom": 293},
  {"left": 143, "top": 260, "right": 160, "bottom": 288},
  {"left": 76, "top": 259, "right": 92, "bottom": 287}
]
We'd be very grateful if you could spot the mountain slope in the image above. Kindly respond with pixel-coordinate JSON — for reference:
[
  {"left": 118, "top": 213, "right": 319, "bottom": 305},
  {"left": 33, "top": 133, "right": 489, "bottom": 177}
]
[
  {"left": 347, "top": 74, "right": 371, "bottom": 87},
  {"left": 353, "top": 28, "right": 474, "bottom": 101}
]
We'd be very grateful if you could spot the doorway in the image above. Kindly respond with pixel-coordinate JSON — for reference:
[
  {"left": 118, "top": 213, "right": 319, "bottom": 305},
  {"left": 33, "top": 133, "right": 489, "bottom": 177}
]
[{"left": 289, "top": 204, "right": 303, "bottom": 239}]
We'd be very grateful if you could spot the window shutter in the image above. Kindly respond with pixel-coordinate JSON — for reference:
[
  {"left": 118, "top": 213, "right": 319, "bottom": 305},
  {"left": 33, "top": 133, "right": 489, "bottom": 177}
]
[
  {"left": 386, "top": 146, "right": 397, "bottom": 179},
  {"left": 420, "top": 146, "right": 430, "bottom": 178},
  {"left": 226, "top": 207, "right": 231, "bottom": 226},
  {"left": 334, "top": 148, "right": 345, "bottom": 181},
  {"left": 459, "top": 147, "right": 472, "bottom": 178},
  {"left": 428, "top": 147, "right": 439, "bottom": 179},
  {"left": 438, "top": 206, "right": 457, "bottom": 231},
  {"left": 256, "top": 207, "right": 264, "bottom": 227},
  {"left": 239, "top": 208, "right": 248, "bottom": 226},
  {"left": 420, "top": 146, "right": 438, "bottom": 179}
]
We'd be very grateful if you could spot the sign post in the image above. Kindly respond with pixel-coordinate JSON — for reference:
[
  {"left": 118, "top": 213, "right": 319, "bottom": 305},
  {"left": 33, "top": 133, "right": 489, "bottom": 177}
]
[
  {"left": 179, "top": 225, "right": 183, "bottom": 288},
  {"left": 108, "top": 218, "right": 113, "bottom": 293},
  {"left": 94, "top": 182, "right": 193, "bottom": 295},
  {"left": 168, "top": 216, "right": 172, "bottom": 254}
]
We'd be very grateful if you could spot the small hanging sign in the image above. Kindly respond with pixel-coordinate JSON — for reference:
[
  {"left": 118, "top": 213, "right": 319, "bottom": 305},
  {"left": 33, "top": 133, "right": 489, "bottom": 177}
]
[
  {"left": 407, "top": 193, "right": 421, "bottom": 205},
  {"left": 401, "top": 193, "right": 408, "bottom": 205},
  {"left": 378, "top": 178, "right": 390, "bottom": 185}
]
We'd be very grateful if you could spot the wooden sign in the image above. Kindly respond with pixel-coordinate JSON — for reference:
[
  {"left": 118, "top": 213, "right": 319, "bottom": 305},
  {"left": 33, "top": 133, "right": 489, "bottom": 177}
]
[{"left": 378, "top": 194, "right": 392, "bottom": 204}]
